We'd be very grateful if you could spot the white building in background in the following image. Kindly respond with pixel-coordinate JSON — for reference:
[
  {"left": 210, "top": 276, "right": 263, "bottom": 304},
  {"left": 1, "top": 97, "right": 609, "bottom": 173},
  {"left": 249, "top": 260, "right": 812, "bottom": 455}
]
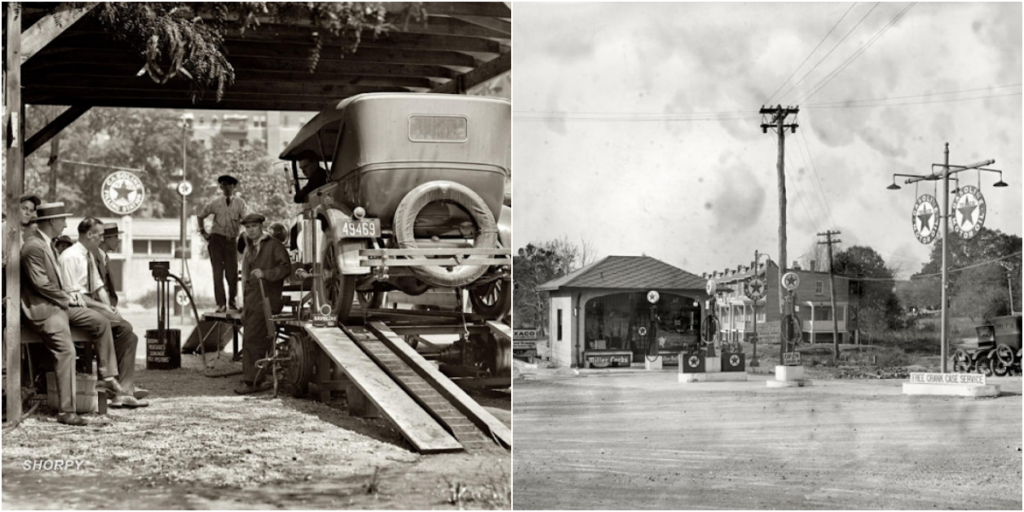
[
  {"left": 185, "top": 109, "right": 318, "bottom": 159},
  {"left": 62, "top": 216, "right": 217, "bottom": 307}
]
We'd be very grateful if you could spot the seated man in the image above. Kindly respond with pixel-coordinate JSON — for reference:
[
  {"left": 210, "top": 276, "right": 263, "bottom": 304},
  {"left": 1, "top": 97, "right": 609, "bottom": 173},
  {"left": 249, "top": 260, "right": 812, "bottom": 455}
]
[
  {"left": 21, "top": 203, "right": 120, "bottom": 426},
  {"left": 236, "top": 214, "right": 292, "bottom": 395},
  {"left": 59, "top": 217, "right": 148, "bottom": 408},
  {"left": 292, "top": 150, "right": 330, "bottom": 203}
]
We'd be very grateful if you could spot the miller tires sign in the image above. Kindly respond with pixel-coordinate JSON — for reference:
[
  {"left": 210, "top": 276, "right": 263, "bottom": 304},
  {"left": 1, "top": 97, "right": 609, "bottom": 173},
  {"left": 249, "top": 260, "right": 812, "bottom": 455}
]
[{"left": 101, "top": 171, "right": 145, "bottom": 215}]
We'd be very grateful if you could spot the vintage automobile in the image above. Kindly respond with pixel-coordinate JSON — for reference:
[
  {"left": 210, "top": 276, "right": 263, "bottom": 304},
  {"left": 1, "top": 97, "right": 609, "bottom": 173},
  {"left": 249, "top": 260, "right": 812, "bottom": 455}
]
[
  {"left": 280, "top": 93, "right": 511, "bottom": 322},
  {"left": 952, "top": 314, "right": 1022, "bottom": 376}
]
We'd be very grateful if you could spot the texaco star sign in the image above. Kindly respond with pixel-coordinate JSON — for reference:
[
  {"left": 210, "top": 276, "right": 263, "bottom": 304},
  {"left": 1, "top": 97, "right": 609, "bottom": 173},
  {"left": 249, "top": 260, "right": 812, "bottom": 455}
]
[
  {"left": 951, "top": 185, "right": 986, "bottom": 240},
  {"left": 911, "top": 194, "right": 940, "bottom": 245},
  {"left": 101, "top": 171, "right": 145, "bottom": 215}
]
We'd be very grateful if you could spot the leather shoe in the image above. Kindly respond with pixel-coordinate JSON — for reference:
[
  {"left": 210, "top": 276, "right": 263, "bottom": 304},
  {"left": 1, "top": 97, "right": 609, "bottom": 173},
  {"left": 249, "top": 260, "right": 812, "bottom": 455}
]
[
  {"left": 133, "top": 387, "right": 150, "bottom": 400},
  {"left": 96, "top": 378, "right": 124, "bottom": 396},
  {"left": 57, "top": 412, "right": 88, "bottom": 426},
  {"left": 110, "top": 395, "right": 150, "bottom": 408},
  {"left": 215, "top": 305, "right": 228, "bottom": 313}
]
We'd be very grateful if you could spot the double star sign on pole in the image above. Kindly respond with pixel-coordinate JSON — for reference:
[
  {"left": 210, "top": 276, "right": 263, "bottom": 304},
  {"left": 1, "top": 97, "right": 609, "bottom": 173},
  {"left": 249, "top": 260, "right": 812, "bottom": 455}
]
[{"left": 887, "top": 143, "right": 1008, "bottom": 373}]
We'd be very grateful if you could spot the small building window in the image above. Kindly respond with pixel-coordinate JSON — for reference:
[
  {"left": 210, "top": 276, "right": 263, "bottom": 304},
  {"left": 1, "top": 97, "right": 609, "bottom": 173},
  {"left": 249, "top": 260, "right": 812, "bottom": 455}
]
[
  {"left": 132, "top": 240, "right": 148, "bottom": 255},
  {"left": 557, "top": 309, "right": 563, "bottom": 341},
  {"left": 150, "top": 240, "right": 172, "bottom": 255},
  {"left": 815, "top": 281, "right": 824, "bottom": 295}
]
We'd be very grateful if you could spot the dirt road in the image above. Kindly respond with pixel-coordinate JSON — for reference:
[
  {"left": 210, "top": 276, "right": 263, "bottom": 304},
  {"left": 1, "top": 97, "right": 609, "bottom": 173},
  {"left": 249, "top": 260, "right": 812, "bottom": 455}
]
[
  {"left": 3, "top": 353, "right": 510, "bottom": 509},
  {"left": 512, "top": 371, "right": 1021, "bottom": 509}
]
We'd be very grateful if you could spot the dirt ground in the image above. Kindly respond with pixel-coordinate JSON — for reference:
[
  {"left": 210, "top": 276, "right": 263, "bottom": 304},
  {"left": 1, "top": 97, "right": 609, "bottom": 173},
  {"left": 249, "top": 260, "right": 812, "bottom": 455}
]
[
  {"left": 512, "top": 367, "right": 1021, "bottom": 510},
  {"left": 3, "top": 346, "right": 511, "bottom": 509}
]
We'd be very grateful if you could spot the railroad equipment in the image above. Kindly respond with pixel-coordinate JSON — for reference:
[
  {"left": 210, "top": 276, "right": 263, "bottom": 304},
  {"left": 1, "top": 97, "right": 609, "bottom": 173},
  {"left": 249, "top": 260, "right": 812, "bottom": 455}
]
[{"left": 951, "top": 314, "right": 1022, "bottom": 377}]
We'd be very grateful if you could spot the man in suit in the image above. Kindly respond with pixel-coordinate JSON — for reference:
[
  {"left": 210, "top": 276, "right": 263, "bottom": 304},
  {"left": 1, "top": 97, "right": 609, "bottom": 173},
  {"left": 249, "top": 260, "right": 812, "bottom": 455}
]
[
  {"left": 60, "top": 218, "right": 148, "bottom": 408},
  {"left": 97, "top": 222, "right": 150, "bottom": 400},
  {"left": 21, "top": 203, "right": 121, "bottom": 426}
]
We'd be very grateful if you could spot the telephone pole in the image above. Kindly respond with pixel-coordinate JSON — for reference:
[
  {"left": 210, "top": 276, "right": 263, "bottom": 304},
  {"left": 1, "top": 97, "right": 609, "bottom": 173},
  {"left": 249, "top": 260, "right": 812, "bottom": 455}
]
[
  {"left": 818, "top": 230, "right": 841, "bottom": 365},
  {"left": 760, "top": 105, "right": 799, "bottom": 315}
]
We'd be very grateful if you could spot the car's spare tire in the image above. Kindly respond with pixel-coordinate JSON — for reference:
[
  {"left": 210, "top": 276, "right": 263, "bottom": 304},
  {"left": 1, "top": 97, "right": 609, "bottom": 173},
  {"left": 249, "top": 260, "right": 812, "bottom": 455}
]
[{"left": 394, "top": 180, "right": 497, "bottom": 288}]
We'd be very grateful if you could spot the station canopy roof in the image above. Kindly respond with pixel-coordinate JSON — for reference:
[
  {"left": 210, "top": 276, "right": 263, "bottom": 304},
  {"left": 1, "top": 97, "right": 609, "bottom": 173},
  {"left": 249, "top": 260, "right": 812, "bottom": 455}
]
[
  {"left": 537, "top": 256, "right": 707, "bottom": 293},
  {"left": 16, "top": 2, "right": 511, "bottom": 113}
]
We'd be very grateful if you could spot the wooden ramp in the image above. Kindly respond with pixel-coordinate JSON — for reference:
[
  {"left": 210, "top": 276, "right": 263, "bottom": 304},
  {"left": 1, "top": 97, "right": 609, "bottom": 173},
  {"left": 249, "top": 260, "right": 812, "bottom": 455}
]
[
  {"left": 368, "top": 322, "right": 513, "bottom": 449},
  {"left": 304, "top": 327, "right": 463, "bottom": 454}
]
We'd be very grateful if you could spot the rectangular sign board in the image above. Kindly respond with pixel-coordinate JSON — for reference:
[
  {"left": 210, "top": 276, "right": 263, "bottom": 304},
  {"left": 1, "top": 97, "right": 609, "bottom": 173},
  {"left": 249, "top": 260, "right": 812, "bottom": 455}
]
[
  {"left": 585, "top": 351, "right": 632, "bottom": 368},
  {"left": 514, "top": 329, "right": 539, "bottom": 340},
  {"left": 909, "top": 373, "right": 986, "bottom": 386},
  {"left": 513, "top": 340, "right": 537, "bottom": 351},
  {"left": 783, "top": 352, "right": 801, "bottom": 366}
]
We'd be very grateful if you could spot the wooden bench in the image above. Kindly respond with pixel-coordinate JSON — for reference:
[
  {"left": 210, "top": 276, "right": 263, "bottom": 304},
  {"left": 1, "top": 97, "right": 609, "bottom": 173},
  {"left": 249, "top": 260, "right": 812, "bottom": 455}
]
[{"left": 20, "top": 327, "right": 108, "bottom": 415}]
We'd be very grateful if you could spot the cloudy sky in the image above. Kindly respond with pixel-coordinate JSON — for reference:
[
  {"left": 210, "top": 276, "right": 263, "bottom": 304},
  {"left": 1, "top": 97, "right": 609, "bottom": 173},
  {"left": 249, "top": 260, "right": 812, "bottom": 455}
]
[{"left": 513, "top": 2, "right": 1022, "bottom": 279}]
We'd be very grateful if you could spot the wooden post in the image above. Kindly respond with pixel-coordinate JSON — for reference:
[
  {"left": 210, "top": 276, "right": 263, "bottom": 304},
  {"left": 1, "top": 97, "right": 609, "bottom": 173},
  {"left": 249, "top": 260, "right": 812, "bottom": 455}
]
[{"left": 5, "top": 1, "right": 25, "bottom": 422}]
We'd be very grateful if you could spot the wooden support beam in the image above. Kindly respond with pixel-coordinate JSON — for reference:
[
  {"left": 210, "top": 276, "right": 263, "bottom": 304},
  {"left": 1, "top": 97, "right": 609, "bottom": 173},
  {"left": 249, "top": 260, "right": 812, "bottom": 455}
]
[
  {"left": 27, "top": 71, "right": 436, "bottom": 90},
  {"left": 24, "top": 104, "right": 89, "bottom": 158},
  {"left": 449, "top": 15, "right": 512, "bottom": 36},
  {"left": 431, "top": 51, "right": 510, "bottom": 94},
  {"left": 21, "top": 2, "right": 97, "bottom": 63},
  {"left": 24, "top": 96, "right": 339, "bottom": 113},
  {"left": 5, "top": 1, "right": 25, "bottom": 423}
]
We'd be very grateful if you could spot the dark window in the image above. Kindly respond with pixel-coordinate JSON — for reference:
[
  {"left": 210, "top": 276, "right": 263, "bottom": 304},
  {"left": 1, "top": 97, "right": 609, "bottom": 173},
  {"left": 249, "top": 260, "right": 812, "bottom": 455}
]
[
  {"left": 132, "top": 240, "right": 148, "bottom": 255},
  {"left": 150, "top": 240, "right": 172, "bottom": 255},
  {"left": 557, "top": 309, "right": 563, "bottom": 341}
]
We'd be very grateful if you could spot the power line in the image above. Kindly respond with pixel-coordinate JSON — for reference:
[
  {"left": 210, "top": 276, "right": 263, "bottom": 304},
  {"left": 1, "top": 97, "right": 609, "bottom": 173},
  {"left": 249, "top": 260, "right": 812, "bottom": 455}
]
[
  {"left": 764, "top": 3, "right": 859, "bottom": 106},
  {"left": 776, "top": 2, "right": 881, "bottom": 105},
  {"left": 513, "top": 110, "right": 760, "bottom": 122},
  {"left": 910, "top": 251, "right": 1023, "bottom": 279},
  {"left": 795, "top": 130, "right": 839, "bottom": 230},
  {"left": 794, "top": 2, "right": 917, "bottom": 104},
  {"left": 786, "top": 153, "right": 826, "bottom": 235},
  {"left": 804, "top": 91, "right": 1021, "bottom": 109},
  {"left": 807, "top": 83, "right": 1022, "bottom": 107}
]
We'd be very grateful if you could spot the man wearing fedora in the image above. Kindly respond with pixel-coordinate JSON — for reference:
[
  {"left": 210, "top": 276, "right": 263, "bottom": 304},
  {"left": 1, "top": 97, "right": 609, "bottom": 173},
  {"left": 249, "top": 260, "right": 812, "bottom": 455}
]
[
  {"left": 96, "top": 222, "right": 124, "bottom": 308},
  {"left": 21, "top": 203, "right": 121, "bottom": 426},
  {"left": 197, "top": 174, "right": 247, "bottom": 313},
  {"left": 60, "top": 217, "right": 148, "bottom": 408},
  {"left": 236, "top": 213, "right": 291, "bottom": 395}
]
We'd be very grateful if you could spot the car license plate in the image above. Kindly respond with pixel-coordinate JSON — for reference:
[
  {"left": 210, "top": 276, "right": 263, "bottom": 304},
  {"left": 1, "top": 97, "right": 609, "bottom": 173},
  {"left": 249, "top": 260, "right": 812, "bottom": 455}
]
[
  {"left": 341, "top": 219, "right": 380, "bottom": 238},
  {"left": 312, "top": 314, "right": 336, "bottom": 327}
]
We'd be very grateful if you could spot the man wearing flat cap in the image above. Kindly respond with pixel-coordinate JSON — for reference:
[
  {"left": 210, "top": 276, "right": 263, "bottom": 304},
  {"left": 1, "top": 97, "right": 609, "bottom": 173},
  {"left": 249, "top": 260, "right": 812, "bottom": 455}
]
[
  {"left": 21, "top": 203, "right": 120, "bottom": 425},
  {"left": 236, "top": 213, "right": 291, "bottom": 394},
  {"left": 197, "top": 175, "right": 247, "bottom": 313}
]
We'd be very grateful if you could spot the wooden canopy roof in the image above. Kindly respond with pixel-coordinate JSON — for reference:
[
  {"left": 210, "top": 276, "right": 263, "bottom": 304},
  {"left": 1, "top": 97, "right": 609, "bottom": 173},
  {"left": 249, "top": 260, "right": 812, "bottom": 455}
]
[{"left": 16, "top": 2, "right": 511, "bottom": 113}]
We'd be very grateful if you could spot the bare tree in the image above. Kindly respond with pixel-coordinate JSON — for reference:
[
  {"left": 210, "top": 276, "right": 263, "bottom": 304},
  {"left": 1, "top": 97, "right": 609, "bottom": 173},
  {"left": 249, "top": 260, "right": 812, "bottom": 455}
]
[{"left": 579, "top": 236, "right": 597, "bottom": 268}]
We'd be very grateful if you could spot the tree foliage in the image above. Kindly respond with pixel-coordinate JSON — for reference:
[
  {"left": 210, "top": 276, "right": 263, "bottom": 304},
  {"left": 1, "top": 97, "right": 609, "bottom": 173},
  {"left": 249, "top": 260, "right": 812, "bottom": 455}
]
[
  {"left": 513, "top": 237, "right": 595, "bottom": 331},
  {"left": 833, "top": 245, "right": 902, "bottom": 331},
  {"left": 90, "top": 2, "right": 422, "bottom": 102},
  {"left": 914, "top": 227, "right": 1022, "bottom": 322}
]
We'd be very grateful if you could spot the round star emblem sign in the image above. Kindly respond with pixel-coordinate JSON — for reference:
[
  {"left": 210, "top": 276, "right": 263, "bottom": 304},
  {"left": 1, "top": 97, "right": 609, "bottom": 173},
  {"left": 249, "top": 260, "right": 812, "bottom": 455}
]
[
  {"left": 706, "top": 279, "right": 717, "bottom": 296},
  {"left": 782, "top": 272, "right": 800, "bottom": 291},
  {"left": 746, "top": 277, "right": 766, "bottom": 301},
  {"left": 101, "top": 171, "right": 145, "bottom": 215},
  {"left": 911, "top": 194, "right": 940, "bottom": 245},
  {"left": 688, "top": 355, "right": 700, "bottom": 368},
  {"left": 647, "top": 290, "right": 660, "bottom": 304},
  {"left": 951, "top": 185, "right": 986, "bottom": 240},
  {"left": 729, "top": 354, "right": 740, "bottom": 367}
]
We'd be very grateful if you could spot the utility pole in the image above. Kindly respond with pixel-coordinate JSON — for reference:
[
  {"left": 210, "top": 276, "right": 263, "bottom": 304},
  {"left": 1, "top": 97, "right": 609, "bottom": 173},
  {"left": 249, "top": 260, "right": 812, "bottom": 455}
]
[
  {"left": 818, "top": 230, "right": 842, "bottom": 365},
  {"left": 760, "top": 105, "right": 799, "bottom": 315}
]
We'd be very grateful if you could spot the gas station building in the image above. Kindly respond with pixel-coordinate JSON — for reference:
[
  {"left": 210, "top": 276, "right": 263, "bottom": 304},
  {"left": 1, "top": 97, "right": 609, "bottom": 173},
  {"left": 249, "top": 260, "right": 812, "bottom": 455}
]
[{"left": 537, "top": 256, "right": 708, "bottom": 369}]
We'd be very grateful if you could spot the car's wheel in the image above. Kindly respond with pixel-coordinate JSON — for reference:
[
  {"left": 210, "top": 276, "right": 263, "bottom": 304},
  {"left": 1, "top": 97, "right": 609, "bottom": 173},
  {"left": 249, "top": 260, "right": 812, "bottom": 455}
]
[
  {"left": 469, "top": 278, "right": 510, "bottom": 320},
  {"left": 284, "top": 334, "right": 316, "bottom": 397},
  {"left": 976, "top": 358, "right": 993, "bottom": 377},
  {"left": 994, "top": 344, "right": 1015, "bottom": 366},
  {"left": 951, "top": 349, "right": 971, "bottom": 373},
  {"left": 321, "top": 243, "right": 355, "bottom": 323},
  {"left": 993, "top": 357, "right": 1010, "bottom": 377}
]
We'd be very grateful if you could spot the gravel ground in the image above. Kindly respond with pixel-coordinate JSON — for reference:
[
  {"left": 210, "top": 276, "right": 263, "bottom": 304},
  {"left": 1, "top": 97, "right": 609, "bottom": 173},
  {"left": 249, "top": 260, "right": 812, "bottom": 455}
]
[
  {"left": 513, "top": 367, "right": 1021, "bottom": 510},
  {"left": 3, "top": 319, "right": 511, "bottom": 509}
]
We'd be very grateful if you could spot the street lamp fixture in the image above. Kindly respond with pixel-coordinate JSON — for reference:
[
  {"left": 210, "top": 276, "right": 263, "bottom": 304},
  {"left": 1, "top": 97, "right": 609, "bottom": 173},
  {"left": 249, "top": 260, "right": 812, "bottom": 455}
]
[{"left": 888, "top": 144, "right": 1006, "bottom": 373}]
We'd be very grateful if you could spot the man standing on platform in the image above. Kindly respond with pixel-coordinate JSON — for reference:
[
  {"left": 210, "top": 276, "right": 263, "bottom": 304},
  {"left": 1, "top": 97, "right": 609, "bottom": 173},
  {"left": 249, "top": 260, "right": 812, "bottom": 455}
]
[
  {"left": 197, "top": 175, "right": 247, "bottom": 313},
  {"left": 235, "top": 214, "right": 291, "bottom": 395},
  {"left": 59, "top": 218, "right": 148, "bottom": 408},
  {"left": 21, "top": 203, "right": 119, "bottom": 425}
]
